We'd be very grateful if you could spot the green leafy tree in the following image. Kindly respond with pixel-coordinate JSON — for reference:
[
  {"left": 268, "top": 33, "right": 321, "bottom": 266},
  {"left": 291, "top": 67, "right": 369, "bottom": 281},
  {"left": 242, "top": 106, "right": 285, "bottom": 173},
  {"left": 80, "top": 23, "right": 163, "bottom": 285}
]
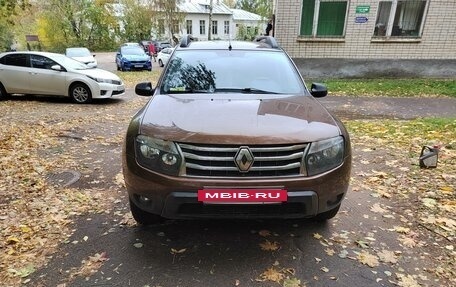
[
  {"left": 37, "top": 0, "right": 118, "bottom": 52},
  {"left": 119, "top": 0, "right": 154, "bottom": 42},
  {"left": 236, "top": 0, "right": 272, "bottom": 19},
  {"left": 0, "top": 0, "right": 30, "bottom": 51}
]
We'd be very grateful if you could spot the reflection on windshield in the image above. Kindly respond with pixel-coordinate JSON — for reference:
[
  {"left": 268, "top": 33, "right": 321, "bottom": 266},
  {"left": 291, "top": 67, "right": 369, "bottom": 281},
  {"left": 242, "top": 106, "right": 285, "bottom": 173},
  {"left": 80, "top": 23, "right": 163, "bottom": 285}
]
[
  {"left": 122, "top": 47, "right": 146, "bottom": 56},
  {"left": 160, "top": 50, "right": 305, "bottom": 95},
  {"left": 163, "top": 58, "right": 216, "bottom": 93}
]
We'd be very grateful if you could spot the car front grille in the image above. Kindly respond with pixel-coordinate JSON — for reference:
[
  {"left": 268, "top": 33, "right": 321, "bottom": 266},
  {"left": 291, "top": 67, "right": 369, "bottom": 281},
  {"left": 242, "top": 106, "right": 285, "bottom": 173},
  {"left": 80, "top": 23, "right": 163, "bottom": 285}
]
[{"left": 178, "top": 143, "right": 307, "bottom": 178}]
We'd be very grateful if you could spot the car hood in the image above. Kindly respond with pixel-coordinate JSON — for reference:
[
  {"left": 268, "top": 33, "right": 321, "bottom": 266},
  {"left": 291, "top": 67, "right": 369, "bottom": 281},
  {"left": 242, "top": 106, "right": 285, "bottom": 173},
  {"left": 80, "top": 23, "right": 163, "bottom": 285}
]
[
  {"left": 122, "top": 54, "right": 148, "bottom": 61},
  {"left": 139, "top": 94, "right": 341, "bottom": 145},
  {"left": 71, "top": 56, "right": 96, "bottom": 63},
  {"left": 73, "top": 68, "right": 121, "bottom": 82}
]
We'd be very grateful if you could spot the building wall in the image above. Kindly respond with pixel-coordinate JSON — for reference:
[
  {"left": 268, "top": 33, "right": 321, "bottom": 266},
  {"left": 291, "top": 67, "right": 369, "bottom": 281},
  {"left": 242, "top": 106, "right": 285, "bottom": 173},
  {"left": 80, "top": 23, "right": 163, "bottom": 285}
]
[
  {"left": 275, "top": 0, "right": 456, "bottom": 60},
  {"left": 182, "top": 14, "right": 232, "bottom": 41}
]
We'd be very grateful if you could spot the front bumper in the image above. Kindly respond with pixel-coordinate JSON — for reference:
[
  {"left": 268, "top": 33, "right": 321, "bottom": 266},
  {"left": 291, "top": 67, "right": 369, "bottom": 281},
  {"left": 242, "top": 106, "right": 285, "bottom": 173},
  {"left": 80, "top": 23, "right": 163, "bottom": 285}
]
[
  {"left": 93, "top": 83, "right": 125, "bottom": 99},
  {"left": 123, "top": 153, "right": 351, "bottom": 219}
]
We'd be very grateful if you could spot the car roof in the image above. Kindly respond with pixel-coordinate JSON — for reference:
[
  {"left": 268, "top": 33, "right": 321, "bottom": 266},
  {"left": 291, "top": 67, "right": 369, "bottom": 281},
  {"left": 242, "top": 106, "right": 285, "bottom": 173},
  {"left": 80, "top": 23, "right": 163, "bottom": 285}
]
[
  {"left": 176, "top": 36, "right": 281, "bottom": 52},
  {"left": 0, "top": 51, "right": 65, "bottom": 58},
  {"left": 66, "top": 47, "right": 90, "bottom": 51}
]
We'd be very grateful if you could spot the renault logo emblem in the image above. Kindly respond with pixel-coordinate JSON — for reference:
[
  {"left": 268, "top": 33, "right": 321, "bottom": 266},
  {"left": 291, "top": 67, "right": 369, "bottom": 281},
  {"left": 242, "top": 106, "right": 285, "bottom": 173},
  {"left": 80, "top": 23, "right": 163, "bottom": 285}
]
[{"left": 234, "top": 146, "right": 254, "bottom": 172}]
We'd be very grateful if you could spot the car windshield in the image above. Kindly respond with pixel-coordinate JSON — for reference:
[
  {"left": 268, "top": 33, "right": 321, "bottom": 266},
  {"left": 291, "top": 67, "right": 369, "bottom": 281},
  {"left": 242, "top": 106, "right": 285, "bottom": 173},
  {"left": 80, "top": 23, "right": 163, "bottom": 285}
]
[
  {"left": 160, "top": 50, "right": 306, "bottom": 95},
  {"left": 52, "top": 54, "right": 91, "bottom": 70},
  {"left": 66, "top": 48, "right": 91, "bottom": 57},
  {"left": 122, "top": 47, "right": 146, "bottom": 56}
]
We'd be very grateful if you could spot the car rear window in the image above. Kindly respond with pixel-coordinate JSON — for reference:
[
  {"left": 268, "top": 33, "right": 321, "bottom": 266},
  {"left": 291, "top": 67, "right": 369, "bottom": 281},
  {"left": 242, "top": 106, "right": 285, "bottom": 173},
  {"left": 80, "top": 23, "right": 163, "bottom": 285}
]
[{"left": 0, "top": 54, "right": 28, "bottom": 67}]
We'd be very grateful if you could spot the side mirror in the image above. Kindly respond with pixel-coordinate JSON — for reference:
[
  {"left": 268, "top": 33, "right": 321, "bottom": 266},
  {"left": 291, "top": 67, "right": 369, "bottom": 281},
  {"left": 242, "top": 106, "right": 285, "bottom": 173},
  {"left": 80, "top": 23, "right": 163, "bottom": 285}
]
[
  {"left": 310, "top": 83, "right": 328, "bottom": 98},
  {"left": 51, "top": 65, "right": 63, "bottom": 71},
  {"left": 135, "top": 82, "right": 155, "bottom": 97},
  {"left": 93, "top": 54, "right": 96, "bottom": 57}
]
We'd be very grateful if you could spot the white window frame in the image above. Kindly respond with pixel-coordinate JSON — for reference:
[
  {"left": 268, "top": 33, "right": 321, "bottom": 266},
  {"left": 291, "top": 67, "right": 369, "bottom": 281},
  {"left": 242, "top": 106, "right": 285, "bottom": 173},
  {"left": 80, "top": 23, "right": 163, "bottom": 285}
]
[
  {"left": 224, "top": 20, "right": 230, "bottom": 35},
  {"left": 186, "top": 20, "right": 192, "bottom": 35},
  {"left": 212, "top": 20, "right": 218, "bottom": 35},
  {"left": 200, "top": 20, "right": 206, "bottom": 35},
  {"left": 301, "top": 0, "right": 350, "bottom": 38},
  {"left": 375, "top": 0, "right": 429, "bottom": 38}
]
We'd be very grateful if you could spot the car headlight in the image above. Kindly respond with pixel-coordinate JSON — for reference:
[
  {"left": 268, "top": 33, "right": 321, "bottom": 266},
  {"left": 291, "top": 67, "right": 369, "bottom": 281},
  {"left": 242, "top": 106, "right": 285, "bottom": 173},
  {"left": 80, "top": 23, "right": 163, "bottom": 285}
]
[
  {"left": 305, "top": 136, "right": 344, "bottom": 176},
  {"left": 135, "top": 135, "right": 182, "bottom": 176},
  {"left": 86, "top": 76, "right": 113, "bottom": 83}
]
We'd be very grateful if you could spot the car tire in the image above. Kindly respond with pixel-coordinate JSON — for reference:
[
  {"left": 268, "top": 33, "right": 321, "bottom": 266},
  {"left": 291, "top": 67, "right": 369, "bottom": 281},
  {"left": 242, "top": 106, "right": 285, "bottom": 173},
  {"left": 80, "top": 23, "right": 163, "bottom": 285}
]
[
  {"left": 70, "top": 83, "right": 92, "bottom": 104},
  {"left": 0, "top": 83, "right": 10, "bottom": 101},
  {"left": 158, "top": 59, "right": 163, "bottom": 67},
  {"left": 313, "top": 205, "right": 340, "bottom": 221},
  {"left": 129, "top": 198, "right": 164, "bottom": 225}
]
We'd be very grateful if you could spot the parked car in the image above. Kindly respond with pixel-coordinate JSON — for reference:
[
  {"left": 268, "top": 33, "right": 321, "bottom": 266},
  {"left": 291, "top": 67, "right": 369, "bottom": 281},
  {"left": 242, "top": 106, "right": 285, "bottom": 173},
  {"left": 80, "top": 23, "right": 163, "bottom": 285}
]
[
  {"left": 122, "top": 36, "right": 352, "bottom": 225},
  {"left": 65, "top": 47, "right": 97, "bottom": 68},
  {"left": 156, "top": 47, "right": 174, "bottom": 67},
  {"left": 156, "top": 41, "right": 172, "bottom": 53},
  {"left": 116, "top": 46, "right": 152, "bottom": 71},
  {"left": 0, "top": 51, "right": 124, "bottom": 104},
  {"left": 122, "top": 42, "right": 141, "bottom": 47}
]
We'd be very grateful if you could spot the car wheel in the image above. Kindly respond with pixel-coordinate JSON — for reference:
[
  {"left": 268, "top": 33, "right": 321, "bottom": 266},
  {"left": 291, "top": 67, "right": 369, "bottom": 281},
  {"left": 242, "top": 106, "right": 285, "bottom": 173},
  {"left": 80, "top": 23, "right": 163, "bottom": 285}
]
[
  {"left": 158, "top": 59, "right": 163, "bottom": 67},
  {"left": 70, "top": 83, "right": 92, "bottom": 104},
  {"left": 0, "top": 83, "right": 10, "bottom": 100},
  {"left": 313, "top": 205, "right": 340, "bottom": 221},
  {"left": 129, "top": 198, "right": 164, "bottom": 225}
]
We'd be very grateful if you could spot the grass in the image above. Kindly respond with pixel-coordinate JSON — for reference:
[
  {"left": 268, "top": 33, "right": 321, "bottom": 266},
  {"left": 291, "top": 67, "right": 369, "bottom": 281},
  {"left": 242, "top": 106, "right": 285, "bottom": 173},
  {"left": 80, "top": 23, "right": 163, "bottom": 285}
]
[
  {"left": 320, "top": 78, "right": 456, "bottom": 98},
  {"left": 115, "top": 70, "right": 162, "bottom": 89}
]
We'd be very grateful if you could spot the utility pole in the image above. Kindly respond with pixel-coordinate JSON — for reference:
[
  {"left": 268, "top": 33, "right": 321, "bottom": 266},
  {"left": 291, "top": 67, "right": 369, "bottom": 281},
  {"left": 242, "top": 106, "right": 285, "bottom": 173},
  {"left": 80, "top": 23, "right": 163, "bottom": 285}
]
[{"left": 208, "top": 0, "right": 213, "bottom": 40}]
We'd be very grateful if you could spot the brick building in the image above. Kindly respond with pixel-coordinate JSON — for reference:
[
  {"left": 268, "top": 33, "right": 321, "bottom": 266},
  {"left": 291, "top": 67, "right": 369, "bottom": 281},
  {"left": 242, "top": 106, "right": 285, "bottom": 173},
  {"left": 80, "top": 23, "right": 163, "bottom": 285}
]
[{"left": 272, "top": 0, "right": 456, "bottom": 78}]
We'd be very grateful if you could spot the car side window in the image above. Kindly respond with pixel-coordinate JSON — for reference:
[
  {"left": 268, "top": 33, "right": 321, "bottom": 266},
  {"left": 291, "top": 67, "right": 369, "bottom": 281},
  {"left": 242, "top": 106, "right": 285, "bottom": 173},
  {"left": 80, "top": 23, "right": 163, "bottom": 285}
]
[
  {"left": 1, "top": 54, "right": 28, "bottom": 67},
  {"left": 31, "top": 55, "right": 57, "bottom": 70}
]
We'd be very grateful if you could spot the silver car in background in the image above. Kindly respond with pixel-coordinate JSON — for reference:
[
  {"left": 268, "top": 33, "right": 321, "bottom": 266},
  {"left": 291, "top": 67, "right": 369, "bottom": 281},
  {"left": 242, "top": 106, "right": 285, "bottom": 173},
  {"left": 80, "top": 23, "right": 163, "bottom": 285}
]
[
  {"left": 65, "top": 47, "right": 97, "bottom": 68},
  {"left": 0, "top": 51, "right": 125, "bottom": 104}
]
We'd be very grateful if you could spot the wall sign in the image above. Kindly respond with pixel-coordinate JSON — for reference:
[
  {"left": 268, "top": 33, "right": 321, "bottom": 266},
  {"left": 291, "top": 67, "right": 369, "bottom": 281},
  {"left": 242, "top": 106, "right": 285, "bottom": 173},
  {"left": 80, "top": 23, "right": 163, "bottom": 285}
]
[
  {"left": 356, "top": 5, "right": 370, "bottom": 13},
  {"left": 355, "top": 17, "right": 368, "bottom": 23}
]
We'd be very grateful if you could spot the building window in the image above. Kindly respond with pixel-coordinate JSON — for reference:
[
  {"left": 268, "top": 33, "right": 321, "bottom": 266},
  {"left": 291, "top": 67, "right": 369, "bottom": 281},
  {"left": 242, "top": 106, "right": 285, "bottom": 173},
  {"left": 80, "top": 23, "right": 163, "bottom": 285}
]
[
  {"left": 374, "top": 0, "right": 427, "bottom": 37},
  {"left": 224, "top": 21, "right": 230, "bottom": 34},
  {"left": 300, "top": 0, "right": 348, "bottom": 37},
  {"left": 212, "top": 20, "right": 218, "bottom": 35},
  {"left": 172, "top": 20, "right": 179, "bottom": 34},
  {"left": 200, "top": 20, "right": 206, "bottom": 35},
  {"left": 158, "top": 19, "right": 165, "bottom": 35},
  {"left": 186, "top": 20, "right": 192, "bottom": 34}
]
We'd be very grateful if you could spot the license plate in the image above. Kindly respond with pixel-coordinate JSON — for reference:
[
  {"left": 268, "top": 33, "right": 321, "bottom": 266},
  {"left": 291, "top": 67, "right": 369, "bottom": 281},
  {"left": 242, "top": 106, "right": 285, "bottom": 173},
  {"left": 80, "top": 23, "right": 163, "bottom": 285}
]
[
  {"left": 198, "top": 189, "right": 287, "bottom": 203},
  {"left": 135, "top": 64, "right": 143, "bottom": 68}
]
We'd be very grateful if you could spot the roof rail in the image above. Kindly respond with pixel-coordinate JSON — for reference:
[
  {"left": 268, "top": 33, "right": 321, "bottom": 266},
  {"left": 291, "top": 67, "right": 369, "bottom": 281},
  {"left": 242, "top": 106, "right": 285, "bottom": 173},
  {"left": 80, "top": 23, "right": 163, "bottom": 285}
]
[
  {"left": 254, "top": 36, "right": 279, "bottom": 49},
  {"left": 180, "top": 34, "right": 195, "bottom": 48}
]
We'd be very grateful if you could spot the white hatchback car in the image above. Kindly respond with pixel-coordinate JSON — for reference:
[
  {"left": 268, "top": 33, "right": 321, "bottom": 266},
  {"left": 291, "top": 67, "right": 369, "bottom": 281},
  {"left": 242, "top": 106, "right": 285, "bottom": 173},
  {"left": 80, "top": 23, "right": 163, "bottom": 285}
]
[
  {"left": 0, "top": 51, "right": 125, "bottom": 104},
  {"left": 156, "top": 47, "right": 174, "bottom": 67},
  {"left": 65, "top": 47, "right": 97, "bottom": 68}
]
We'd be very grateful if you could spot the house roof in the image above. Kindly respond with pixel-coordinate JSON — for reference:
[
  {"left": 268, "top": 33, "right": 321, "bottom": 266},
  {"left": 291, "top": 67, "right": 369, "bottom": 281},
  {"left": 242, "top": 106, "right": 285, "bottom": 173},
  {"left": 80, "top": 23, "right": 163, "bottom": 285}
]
[
  {"left": 178, "top": 1, "right": 233, "bottom": 15},
  {"left": 231, "top": 9, "right": 264, "bottom": 21}
]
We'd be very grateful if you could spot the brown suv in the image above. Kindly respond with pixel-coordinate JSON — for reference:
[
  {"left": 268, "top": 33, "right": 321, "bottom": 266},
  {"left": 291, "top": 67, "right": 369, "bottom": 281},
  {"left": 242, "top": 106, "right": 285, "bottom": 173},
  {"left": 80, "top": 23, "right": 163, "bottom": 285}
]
[{"left": 122, "top": 36, "right": 351, "bottom": 225}]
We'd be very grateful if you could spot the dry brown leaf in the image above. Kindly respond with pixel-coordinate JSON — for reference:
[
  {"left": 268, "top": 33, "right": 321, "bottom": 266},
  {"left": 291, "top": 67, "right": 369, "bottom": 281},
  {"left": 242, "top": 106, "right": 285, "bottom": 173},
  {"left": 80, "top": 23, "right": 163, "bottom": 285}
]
[
  {"left": 357, "top": 251, "right": 379, "bottom": 268},
  {"left": 258, "top": 230, "right": 271, "bottom": 237},
  {"left": 398, "top": 235, "right": 417, "bottom": 248},
  {"left": 260, "top": 240, "right": 280, "bottom": 251},
  {"left": 377, "top": 249, "right": 398, "bottom": 264},
  {"left": 258, "top": 267, "right": 284, "bottom": 283},
  {"left": 396, "top": 273, "right": 421, "bottom": 287}
]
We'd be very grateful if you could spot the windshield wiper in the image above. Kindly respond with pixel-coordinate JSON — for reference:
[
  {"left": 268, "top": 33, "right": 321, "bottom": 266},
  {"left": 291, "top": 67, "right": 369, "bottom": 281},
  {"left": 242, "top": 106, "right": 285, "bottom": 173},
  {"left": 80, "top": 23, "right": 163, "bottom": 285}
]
[
  {"left": 216, "top": 88, "right": 279, "bottom": 94},
  {"left": 166, "top": 88, "right": 211, "bottom": 94}
]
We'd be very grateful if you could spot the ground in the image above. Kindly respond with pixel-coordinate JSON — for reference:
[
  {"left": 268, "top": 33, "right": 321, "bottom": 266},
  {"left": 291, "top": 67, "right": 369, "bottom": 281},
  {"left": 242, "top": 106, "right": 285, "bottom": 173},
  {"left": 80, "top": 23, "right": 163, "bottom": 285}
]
[{"left": 0, "top": 57, "right": 455, "bottom": 287}]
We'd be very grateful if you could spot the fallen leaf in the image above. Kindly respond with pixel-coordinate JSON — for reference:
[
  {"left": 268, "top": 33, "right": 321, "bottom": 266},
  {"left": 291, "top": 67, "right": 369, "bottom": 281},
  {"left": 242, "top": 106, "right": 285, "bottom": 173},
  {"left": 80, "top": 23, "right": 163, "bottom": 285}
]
[
  {"left": 378, "top": 249, "right": 398, "bottom": 264},
  {"left": 258, "top": 230, "right": 271, "bottom": 237},
  {"left": 357, "top": 251, "right": 379, "bottom": 267},
  {"left": 260, "top": 240, "right": 280, "bottom": 251},
  {"left": 170, "top": 248, "right": 186, "bottom": 254},
  {"left": 258, "top": 267, "right": 284, "bottom": 283}
]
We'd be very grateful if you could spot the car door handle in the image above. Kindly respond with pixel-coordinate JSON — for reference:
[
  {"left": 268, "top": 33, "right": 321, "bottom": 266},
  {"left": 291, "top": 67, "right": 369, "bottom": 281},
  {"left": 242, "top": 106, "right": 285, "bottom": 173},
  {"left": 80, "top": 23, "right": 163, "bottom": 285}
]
[{"left": 29, "top": 72, "right": 38, "bottom": 75}]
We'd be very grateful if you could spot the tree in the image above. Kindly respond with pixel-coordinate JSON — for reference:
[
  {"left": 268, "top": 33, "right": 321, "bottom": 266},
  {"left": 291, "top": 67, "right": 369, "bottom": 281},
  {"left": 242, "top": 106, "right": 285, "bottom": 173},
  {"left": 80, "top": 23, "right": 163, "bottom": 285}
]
[
  {"left": 222, "top": 0, "right": 236, "bottom": 9},
  {"left": 37, "top": 0, "right": 118, "bottom": 51},
  {"left": 150, "top": 0, "right": 185, "bottom": 44},
  {"left": 236, "top": 0, "right": 272, "bottom": 19},
  {"left": 119, "top": 0, "right": 154, "bottom": 42},
  {"left": 0, "top": 0, "right": 30, "bottom": 51}
]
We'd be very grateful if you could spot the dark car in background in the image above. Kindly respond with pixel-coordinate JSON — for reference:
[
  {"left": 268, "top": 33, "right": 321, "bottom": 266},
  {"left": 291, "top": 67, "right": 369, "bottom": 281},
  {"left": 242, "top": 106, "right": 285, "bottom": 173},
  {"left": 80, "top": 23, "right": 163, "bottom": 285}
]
[
  {"left": 122, "top": 36, "right": 352, "bottom": 225},
  {"left": 116, "top": 46, "right": 151, "bottom": 71}
]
